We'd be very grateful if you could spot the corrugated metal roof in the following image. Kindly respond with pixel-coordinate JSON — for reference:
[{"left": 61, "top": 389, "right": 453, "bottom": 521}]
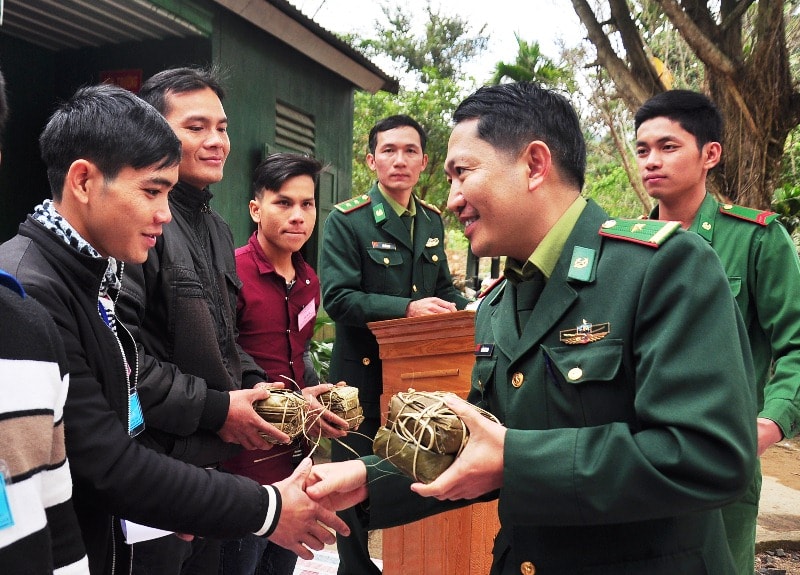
[
  {"left": 0, "top": 0, "right": 398, "bottom": 93},
  {"left": 0, "top": 0, "right": 207, "bottom": 51}
]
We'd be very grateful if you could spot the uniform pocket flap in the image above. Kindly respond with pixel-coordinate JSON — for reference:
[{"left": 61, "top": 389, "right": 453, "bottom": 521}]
[
  {"left": 367, "top": 248, "right": 404, "bottom": 267},
  {"left": 542, "top": 341, "right": 623, "bottom": 384}
]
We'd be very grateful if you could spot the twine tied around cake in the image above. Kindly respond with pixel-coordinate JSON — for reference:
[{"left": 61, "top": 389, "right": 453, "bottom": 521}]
[
  {"left": 251, "top": 381, "right": 365, "bottom": 462},
  {"left": 373, "top": 390, "right": 500, "bottom": 484}
]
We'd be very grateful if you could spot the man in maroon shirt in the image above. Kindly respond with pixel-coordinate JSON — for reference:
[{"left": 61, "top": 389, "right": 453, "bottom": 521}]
[{"left": 220, "top": 153, "right": 348, "bottom": 575}]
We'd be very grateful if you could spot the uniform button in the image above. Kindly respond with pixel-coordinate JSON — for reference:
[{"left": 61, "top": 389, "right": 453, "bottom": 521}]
[
  {"left": 567, "top": 367, "right": 583, "bottom": 381},
  {"left": 432, "top": 254, "right": 439, "bottom": 262},
  {"left": 511, "top": 372, "right": 524, "bottom": 387},
  {"left": 412, "top": 284, "right": 418, "bottom": 292},
  {"left": 383, "top": 257, "right": 390, "bottom": 265},
  {"left": 362, "top": 357, "right": 371, "bottom": 366},
  {"left": 520, "top": 561, "right": 535, "bottom": 575},
  {"left": 601, "top": 219, "right": 617, "bottom": 229},
  {"left": 702, "top": 221, "right": 712, "bottom": 231}
]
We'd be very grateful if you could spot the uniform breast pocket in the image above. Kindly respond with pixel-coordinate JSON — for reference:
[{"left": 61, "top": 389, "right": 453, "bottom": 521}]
[
  {"left": 421, "top": 247, "right": 444, "bottom": 291},
  {"left": 541, "top": 340, "right": 629, "bottom": 426},
  {"left": 365, "top": 249, "right": 405, "bottom": 295}
]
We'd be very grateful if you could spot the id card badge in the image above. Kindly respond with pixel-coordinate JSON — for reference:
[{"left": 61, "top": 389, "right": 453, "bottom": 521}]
[
  {"left": 129, "top": 389, "right": 145, "bottom": 437},
  {"left": 0, "top": 460, "right": 15, "bottom": 530},
  {"left": 298, "top": 299, "right": 316, "bottom": 332}
]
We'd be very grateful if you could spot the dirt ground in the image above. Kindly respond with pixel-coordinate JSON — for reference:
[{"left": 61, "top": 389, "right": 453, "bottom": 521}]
[{"left": 756, "top": 437, "right": 800, "bottom": 574}]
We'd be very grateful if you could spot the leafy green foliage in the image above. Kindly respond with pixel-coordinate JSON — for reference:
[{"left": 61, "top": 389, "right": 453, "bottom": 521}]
[
  {"left": 309, "top": 314, "right": 334, "bottom": 383},
  {"left": 355, "top": 2, "right": 488, "bottom": 86},
  {"left": 583, "top": 161, "right": 646, "bottom": 218},
  {"left": 490, "top": 34, "right": 574, "bottom": 90}
]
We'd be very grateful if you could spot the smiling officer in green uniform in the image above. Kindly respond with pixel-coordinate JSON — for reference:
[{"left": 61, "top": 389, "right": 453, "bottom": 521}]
[
  {"left": 636, "top": 89, "right": 800, "bottom": 575},
  {"left": 319, "top": 114, "right": 469, "bottom": 575},
  {"left": 306, "top": 82, "right": 758, "bottom": 575}
]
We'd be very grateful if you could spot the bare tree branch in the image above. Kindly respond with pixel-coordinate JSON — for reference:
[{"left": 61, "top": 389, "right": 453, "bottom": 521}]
[
  {"left": 720, "top": 0, "right": 755, "bottom": 32},
  {"left": 657, "top": 0, "right": 739, "bottom": 76},
  {"left": 570, "top": 0, "right": 651, "bottom": 107},
  {"left": 609, "top": 0, "right": 661, "bottom": 91}
]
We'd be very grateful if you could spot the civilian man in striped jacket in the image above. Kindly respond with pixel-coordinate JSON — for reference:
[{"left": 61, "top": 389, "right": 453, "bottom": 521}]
[{"left": 0, "top": 67, "right": 89, "bottom": 574}]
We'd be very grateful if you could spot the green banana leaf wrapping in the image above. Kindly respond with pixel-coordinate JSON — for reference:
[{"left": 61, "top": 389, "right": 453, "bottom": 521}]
[
  {"left": 253, "top": 390, "right": 306, "bottom": 444},
  {"left": 373, "top": 426, "right": 454, "bottom": 484},
  {"left": 318, "top": 385, "right": 364, "bottom": 431},
  {"left": 373, "top": 390, "right": 500, "bottom": 483}
]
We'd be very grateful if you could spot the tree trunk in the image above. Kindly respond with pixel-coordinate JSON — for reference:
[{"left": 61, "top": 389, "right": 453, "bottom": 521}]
[{"left": 572, "top": 0, "right": 800, "bottom": 209}]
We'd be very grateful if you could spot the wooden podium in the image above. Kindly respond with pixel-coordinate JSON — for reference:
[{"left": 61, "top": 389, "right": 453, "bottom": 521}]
[{"left": 368, "top": 310, "right": 500, "bottom": 575}]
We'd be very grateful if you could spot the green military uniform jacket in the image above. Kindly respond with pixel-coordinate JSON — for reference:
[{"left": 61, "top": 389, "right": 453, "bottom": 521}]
[
  {"left": 362, "top": 200, "right": 757, "bottom": 574},
  {"left": 652, "top": 193, "right": 800, "bottom": 437},
  {"left": 320, "top": 184, "right": 469, "bottom": 416}
]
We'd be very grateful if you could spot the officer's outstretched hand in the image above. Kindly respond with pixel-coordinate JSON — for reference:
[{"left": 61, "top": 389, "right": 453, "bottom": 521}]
[
  {"left": 218, "top": 386, "right": 290, "bottom": 449},
  {"left": 305, "top": 460, "right": 369, "bottom": 512},
  {"left": 269, "top": 458, "right": 350, "bottom": 559},
  {"left": 410, "top": 394, "right": 505, "bottom": 501}
]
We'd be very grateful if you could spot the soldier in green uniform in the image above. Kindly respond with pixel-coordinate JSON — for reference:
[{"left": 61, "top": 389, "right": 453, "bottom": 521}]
[
  {"left": 635, "top": 89, "right": 800, "bottom": 575},
  {"left": 306, "top": 82, "right": 758, "bottom": 574},
  {"left": 319, "top": 114, "right": 469, "bottom": 574}
]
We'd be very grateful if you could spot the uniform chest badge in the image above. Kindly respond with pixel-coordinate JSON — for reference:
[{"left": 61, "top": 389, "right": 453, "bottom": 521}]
[
  {"left": 560, "top": 319, "right": 610, "bottom": 345},
  {"left": 425, "top": 237, "right": 440, "bottom": 247}
]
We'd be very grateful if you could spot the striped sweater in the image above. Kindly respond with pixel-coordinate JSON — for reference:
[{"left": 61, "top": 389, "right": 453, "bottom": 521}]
[{"left": 0, "top": 270, "right": 88, "bottom": 574}]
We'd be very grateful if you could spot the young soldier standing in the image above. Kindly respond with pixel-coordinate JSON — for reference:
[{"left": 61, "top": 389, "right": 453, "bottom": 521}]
[{"left": 635, "top": 89, "right": 800, "bottom": 575}]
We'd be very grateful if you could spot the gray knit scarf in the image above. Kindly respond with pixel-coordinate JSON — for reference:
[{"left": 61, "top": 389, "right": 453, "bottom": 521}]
[{"left": 31, "top": 199, "right": 122, "bottom": 297}]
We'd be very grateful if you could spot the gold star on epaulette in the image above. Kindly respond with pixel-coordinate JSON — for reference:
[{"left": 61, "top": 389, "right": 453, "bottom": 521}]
[{"left": 598, "top": 218, "right": 680, "bottom": 248}]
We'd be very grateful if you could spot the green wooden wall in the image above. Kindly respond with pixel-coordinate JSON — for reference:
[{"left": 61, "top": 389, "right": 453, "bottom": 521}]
[{"left": 0, "top": 1, "right": 359, "bottom": 269}]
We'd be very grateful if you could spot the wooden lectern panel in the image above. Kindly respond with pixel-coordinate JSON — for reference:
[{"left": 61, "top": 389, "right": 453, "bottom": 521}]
[{"left": 368, "top": 310, "right": 500, "bottom": 575}]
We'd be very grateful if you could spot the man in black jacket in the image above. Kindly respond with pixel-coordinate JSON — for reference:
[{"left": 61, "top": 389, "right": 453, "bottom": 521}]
[
  {"left": 116, "top": 66, "right": 336, "bottom": 575},
  {"left": 0, "top": 84, "right": 348, "bottom": 575}
]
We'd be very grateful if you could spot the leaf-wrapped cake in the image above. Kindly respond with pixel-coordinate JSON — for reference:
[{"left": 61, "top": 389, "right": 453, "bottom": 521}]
[
  {"left": 318, "top": 384, "right": 364, "bottom": 431},
  {"left": 373, "top": 390, "right": 499, "bottom": 484},
  {"left": 252, "top": 389, "right": 306, "bottom": 444}
]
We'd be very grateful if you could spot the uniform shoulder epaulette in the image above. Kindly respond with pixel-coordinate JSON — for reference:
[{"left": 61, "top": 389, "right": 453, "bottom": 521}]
[
  {"left": 417, "top": 198, "right": 441, "bottom": 215},
  {"left": 719, "top": 203, "right": 779, "bottom": 226},
  {"left": 598, "top": 218, "right": 681, "bottom": 248},
  {"left": 334, "top": 194, "right": 371, "bottom": 214}
]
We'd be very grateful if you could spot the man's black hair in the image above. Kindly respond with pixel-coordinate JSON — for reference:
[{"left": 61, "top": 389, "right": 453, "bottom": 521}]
[
  {"left": 454, "top": 82, "right": 586, "bottom": 190},
  {"left": 368, "top": 114, "right": 428, "bottom": 155},
  {"left": 253, "top": 153, "right": 323, "bottom": 199},
  {"left": 39, "top": 83, "right": 181, "bottom": 200},
  {"left": 139, "top": 66, "right": 225, "bottom": 116},
  {"left": 634, "top": 89, "right": 722, "bottom": 149}
]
